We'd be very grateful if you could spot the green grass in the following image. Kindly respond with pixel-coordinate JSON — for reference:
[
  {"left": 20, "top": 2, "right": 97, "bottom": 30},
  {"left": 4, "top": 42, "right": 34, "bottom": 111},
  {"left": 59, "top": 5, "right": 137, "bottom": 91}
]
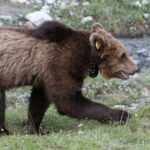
[
  {"left": 84, "top": 74, "right": 150, "bottom": 106},
  {"left": 1, "top": 74, "right": 150, "bottom": 149},
  {"left": 1, "top": 0, "right": 150, "bottom": 36},
  {"left": 56, "top": 0, "right": 150, "bottom": 35},
  {"left": 3, "top": 107, "right": 150, "bottom": 150}
]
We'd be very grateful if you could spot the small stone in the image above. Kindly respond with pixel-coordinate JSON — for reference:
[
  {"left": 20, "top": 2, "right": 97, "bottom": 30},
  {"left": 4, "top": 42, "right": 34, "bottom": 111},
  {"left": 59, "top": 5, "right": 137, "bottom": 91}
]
[
  {"left": 0, "top": 15, "right": 12, "bottom": 21},
  {"left": 128, "top": 103, "right": 138, "bottom": 110},
  {"left": 11, "top": 0, "right": 27, "bottom": 4},
  {"left": 0, "top": 21, "right": 3, "bottom": 27},
  {"left": 137, "top": 48, "right": 148, "bottom": 54},
  {"left": 46, "top": 0, "right": 55, "bottom": 4},
  {"left": 41, "top": 5, "right": 50, "bottom": 14},
  {"left": 78, "top": 123, "right": 83, "bottom": 128},
  {"left": 10, "top": 0, "right": 19, "bottom": 3},
  {"left": 113, "top": 105, "right": 126, "bottom": 109},
  {"left": 78, "top": 130, "right": 84, "bottom": 135},
  {"left": 60, "top": 3, "right": 67, "bottom": 9},
  {"left": 19, "top": 0, "right": 27, "bottom": 3},
  {"left": 81, "top": 16, "right": 93, "bottom": 24},
  {"left": 132, "top": 1, "right": 142, "bottom": 8},
  {"left": 24, "top": 21, "right": 35, "bottom": 29},
  {"left": 25, "top": 1, "right": 30, "bottom": 5},
  {"left": 142, "top": 0, "right": 149, "bottom": 5},
  {"left": 142, "top": 88, "right": 150, "bottom": 96},
  {"left": 71, "top": 2, "right": 79, "bottom": 7},
  {"left": 19, "top": 22, "right": 23, "bottom": 26},
  {"left": 34, "top": 0, "right": 43, "bottom": 5},
  {"left": 129, "top": 26, "right": 137, "bottom": 32},
  {"left": 143, "top": 13, "right": 150, "bottom": 20},
  {"left": 130, "top": 103, "right": 138, "bottom": 107},
  {"left": 82, "top": 1, "right": 90, "bottom": 7}
]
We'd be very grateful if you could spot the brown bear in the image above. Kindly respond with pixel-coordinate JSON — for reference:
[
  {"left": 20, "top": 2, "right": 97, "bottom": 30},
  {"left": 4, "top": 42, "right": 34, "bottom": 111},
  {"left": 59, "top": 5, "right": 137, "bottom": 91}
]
[{"left": 0, "top": 21, "right": 138, "bottom": 135}]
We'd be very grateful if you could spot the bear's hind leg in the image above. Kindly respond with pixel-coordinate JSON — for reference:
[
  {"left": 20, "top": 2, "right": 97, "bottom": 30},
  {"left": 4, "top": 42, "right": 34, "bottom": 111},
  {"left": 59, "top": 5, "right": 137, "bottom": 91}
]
[
  {"left": 0, "top": 89, "right": 10, "bottom": 135},
  {"left": 27, "top": 86, "right": 50, "bottom": 134}
]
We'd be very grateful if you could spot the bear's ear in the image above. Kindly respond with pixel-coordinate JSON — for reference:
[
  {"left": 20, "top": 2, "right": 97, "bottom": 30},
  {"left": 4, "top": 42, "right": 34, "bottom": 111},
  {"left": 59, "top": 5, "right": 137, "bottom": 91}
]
[
  {"left": 89, "top": 32, "right": 105, "bottom": 50},
  {"left": 91, "top": 23, "right": 104, "bottom": 32}
]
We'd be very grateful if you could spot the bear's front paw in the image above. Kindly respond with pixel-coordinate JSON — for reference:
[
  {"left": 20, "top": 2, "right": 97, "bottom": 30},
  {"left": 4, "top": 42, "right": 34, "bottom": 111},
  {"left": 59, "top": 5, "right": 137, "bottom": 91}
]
[{"left": 113, "top": 109, "right": 131, "bottom": 124}]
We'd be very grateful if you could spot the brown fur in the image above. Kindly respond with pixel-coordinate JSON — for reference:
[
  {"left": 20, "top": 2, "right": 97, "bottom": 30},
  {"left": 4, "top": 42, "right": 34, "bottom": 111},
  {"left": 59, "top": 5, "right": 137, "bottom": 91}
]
[{"left": 0, "top": 21, "right": 137, "bottom": 135}]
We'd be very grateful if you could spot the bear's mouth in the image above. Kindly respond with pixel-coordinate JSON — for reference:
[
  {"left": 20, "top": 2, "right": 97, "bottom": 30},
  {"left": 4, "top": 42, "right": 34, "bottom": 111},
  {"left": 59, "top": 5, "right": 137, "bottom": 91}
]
[{"left": 116, "top": 71, "right": 129, "bottom": 80}]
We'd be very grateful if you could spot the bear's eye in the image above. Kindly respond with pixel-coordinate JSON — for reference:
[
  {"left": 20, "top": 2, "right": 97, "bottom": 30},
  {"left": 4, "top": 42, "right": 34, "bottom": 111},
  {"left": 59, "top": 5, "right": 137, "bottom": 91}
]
[
  {"left": 120, "top": 53, "right": 127, "bottom": 63},
  {"left": 120, "top": 53, "right": 126, "bottom": 59}
]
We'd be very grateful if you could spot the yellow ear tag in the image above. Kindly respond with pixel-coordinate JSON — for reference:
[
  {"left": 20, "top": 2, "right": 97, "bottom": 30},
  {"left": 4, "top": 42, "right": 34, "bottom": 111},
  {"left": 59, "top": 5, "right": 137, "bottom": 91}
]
[{"left": 95, "top": 41, "right": 101, "bottom": 49}]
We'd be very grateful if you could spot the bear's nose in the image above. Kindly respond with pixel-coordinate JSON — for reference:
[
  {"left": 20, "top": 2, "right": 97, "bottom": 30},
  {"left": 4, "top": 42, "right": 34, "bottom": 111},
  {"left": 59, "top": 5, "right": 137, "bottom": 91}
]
[{"left": 135, "top": 64, "right": 141, "bottom": 73}]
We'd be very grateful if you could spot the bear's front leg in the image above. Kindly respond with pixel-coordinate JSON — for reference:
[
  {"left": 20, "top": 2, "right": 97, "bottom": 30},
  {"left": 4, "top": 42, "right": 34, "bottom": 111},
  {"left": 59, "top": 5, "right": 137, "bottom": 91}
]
[
  {"left": 53, "top": 90, "right": 130, "bottom": 124},
  {"left": 27, "top": 85, "right": 50, "bottom": 134}
]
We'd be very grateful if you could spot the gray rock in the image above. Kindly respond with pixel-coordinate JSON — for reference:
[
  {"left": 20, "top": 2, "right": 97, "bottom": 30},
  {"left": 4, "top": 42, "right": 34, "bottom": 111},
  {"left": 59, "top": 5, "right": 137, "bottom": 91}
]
[
  {"left": 10, "top": 0, "right": 22, "bottom": 3},
  {"left": 81, "top": 16, "right": 93, "bottom": 24},
  {"left": 137, "top": 48, "right": 149, "bottom": 57},
  {"left": 128, "top": 103, "right": 138, "bottom": 110},
  {"left": 34, "top": 0, "right": 43, "bottom": 5},
  {"left": 0, "top": 21, "right": 3, "bottom": 27},
  {"left": 45, "top": 0, "right": 55, "bottom": 5},
  {"left": 24, "top": 21, "right": 35, "bottom": 29},
  {"left": 25, "top": 11, "right": 52, "bottom": 26},
  {"left": 139, "top": 98, "right": 150, "bottom": 107},
  {"left": 71, "top": 2, "right": 79, "bottom": 7},
  {"left": 41, "top": 5, "right": 50, "bottom": 14},
  {"left": 59, "top": 3, "right": 66, "bottom": 9},
  {"left": 113, "top": 105, "right": 126, "bottom": 109},
  {"left": 137, "top": 48, "right": 148, "bottom": 53},
  {"left": 129, "top": 26, "right": 137, "bottom": 32},
  {"left": 142, "top": 0, "right": 149, "bottom": 5},
  {"left": 132, "top": 1, "right": 142, "bottom": 8},
  {"left": 10, "top": 0, "right": 29, "bottom": 4},
  {"left": 133, "top": 59, "right": 141, "bottom": 65},
  {"left": 143, "top": 13, "right": 150, "bottom": 20},
  {"left": 0, "top": 15, "right": 12, "bottom": 21},
  {"left": 82, "top": 1, "right": 90, "bottom": 7}
]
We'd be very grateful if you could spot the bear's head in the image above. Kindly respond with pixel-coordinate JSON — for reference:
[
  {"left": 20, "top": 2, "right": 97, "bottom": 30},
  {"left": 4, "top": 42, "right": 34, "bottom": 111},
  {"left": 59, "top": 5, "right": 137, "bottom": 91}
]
[{"left": 89, "top": 23, "right": 138, "bottom": 80}]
